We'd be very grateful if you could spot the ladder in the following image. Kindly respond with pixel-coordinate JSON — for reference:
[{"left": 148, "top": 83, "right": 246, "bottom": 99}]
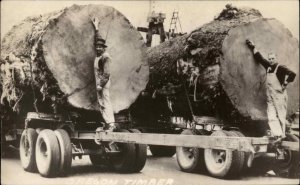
[{"left": 168, "top": 11, "right": 183, "bottom": 38}]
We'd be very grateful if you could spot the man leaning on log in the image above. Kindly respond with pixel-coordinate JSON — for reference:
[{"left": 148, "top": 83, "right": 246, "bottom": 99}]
[
  {"left": 246, "top": 39, "right": 296, "bottom": 140},
  {"left": 91, "top": 17, "right": 116, "bottom": 132}
]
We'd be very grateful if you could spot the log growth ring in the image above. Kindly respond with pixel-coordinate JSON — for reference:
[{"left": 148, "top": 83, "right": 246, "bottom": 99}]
[
  {"left": 221, "top": 18, "right": 299, "bottom": 120},
  {"left": 42, "top": 5, "right": 149, "bottom": 112}
]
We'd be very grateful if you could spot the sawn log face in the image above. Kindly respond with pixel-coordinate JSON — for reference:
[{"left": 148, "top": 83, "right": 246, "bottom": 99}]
[
  {"left": 144, "top": 7, "right": 299, "bottom": 127},
  {"left": 1, "top": 4, "right": 149, "bottom": 115}
]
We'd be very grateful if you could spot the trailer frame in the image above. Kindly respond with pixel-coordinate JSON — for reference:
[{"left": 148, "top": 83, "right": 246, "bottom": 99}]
[{"left": 20, "top": 111, "right": 300, "bottom": 179}]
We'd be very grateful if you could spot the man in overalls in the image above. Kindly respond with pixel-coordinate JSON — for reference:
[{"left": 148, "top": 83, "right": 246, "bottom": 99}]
[
  {"left": 246, "top": 39, "right": 296, "bottom": 139},
  {"left": 91, "top": 17, "right": 116, "bottom": 131}
]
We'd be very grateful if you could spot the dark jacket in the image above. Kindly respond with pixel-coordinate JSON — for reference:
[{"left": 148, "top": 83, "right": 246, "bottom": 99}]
[
  {"left": 254, "top": 52, "right": 296, "bottom": 85},
  {"left": 95, "top": 53, "right": 111, "bottom": 88}
]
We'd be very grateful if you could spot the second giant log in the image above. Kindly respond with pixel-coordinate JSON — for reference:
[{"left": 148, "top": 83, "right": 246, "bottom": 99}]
[{"left": 145, "top": 7, "right": 299, "bottom": 125}]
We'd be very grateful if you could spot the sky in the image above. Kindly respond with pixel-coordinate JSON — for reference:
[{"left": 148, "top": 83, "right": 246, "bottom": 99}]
[{"left": 1, "top": 0, "right": 299, "bottom": 44}]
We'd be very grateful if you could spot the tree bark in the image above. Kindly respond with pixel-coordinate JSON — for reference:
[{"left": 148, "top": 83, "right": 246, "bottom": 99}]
[
  {"left": 144, "top": 7, "right": 299, "bottom": 125},
  {"left": 1, "top": 4, "right": 148, "bottom": 115}
]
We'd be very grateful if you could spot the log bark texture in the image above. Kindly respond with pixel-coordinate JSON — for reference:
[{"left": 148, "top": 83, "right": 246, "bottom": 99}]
[
  {"left": 145, "top": 7, "right": 299, "bottom": 124},
  {"left": 1, "top": 4, "right": 148, "bottom": 114}
]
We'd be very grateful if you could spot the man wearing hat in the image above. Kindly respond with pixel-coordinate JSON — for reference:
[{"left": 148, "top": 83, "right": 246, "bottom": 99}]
[{"left": 91, "top": 17, "right": 115, "bottom": 131}]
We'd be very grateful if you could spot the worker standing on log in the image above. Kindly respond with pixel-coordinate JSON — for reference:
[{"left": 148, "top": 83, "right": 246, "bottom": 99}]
[
  {"left": 246, "top": 39, "right": 296, "bottom": 139},
  {"left": 91, "top": 17, "right": 116, "bottom": 131}
]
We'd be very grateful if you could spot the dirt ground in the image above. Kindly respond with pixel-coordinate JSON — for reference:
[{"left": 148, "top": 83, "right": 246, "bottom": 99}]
[{"left": 1, "top": 147, "right": 299, "bottom": 185}]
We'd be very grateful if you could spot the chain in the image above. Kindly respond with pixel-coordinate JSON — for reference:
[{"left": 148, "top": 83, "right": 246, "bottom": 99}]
[
  {"left": 28, "top": 60, "right": 39, "bottom": 113},
  {"left": 177, "top": 60, "right": 195, "bottom": 117}
]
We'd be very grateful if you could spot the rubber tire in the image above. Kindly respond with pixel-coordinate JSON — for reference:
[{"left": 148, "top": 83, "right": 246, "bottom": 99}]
[
  {"left": 89, "top": 154, "right": 108, "bottom": 166},
  {"left": 228, "top": 131, "right": 246, "bottom": 177},
  {"left": 35, "top": 129, "right": 60, "bottom": 177},
  {"left": 20, "top": 128, "right": 38, "bottom": 172},
  {"left": 54, "top": 129, "right": 72, "bottom": 176},
  {"left": 128, "top": 129, "right": 147, "bottom": 173},
  {"left": 230, "top": 130, "right": 250, "bottom": 175},
  {"left": 1, "top": 142, "right": 9, "bottom": 158},
  {"left": 204, "top": 130, "right": 243, "bottom": 179},
  {"left": 149, "top": 145, "right": 176, "bottom": 157},
  {"left": 273, "top": 134, "right": 299, "bottom": 178},
  {"left": 110, "top": 129, "right": 136, "bottom": 173},
  {"left": 176, "top": 129, "right": 206, "bottom": 173},
  {"left": 248, "top": 155, "right": 274, "bottom": 176}
]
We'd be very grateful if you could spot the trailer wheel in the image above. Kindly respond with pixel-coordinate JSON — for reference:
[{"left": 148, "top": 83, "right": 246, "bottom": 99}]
[
  {"left": 248, "top": 155, "right": 274, "bottom": 176},
  {"left": 1, "top": 142, "right": 9, "bottom": 158},
  {"left": 35, "top": 129, "right": 60, "bottom": 177},
  {"left": 230, "top": 130, "right": 251, "bottom": 174},
  {"left": 273, "top": 134, "right": 299, "bottom": 178},
  {"left": 204, "top": 130, "right": 243, "bottom": 179},
  {"left": 228, "top": 131, "right": 246, "bottom": 176},
  {"left": 128, "top": 129, "right": 147, "bottom": 172},
  {"left": 149, "top": 145, "right": 176, "bottom": 157},
  {"left": 89, "top": 154, "right": 108, "bottom": 166},
  {"left": 54, "top": 129, "right": 72, "bottom": 176},
  {"left": 176, "top": 129, "right": 206, "bottom": 173},
  {"left": 20, "top": 128, "right": 38, "bottom": 172},
  {"left": 110, "top": 129, "right": 136, "bottom": 173}
]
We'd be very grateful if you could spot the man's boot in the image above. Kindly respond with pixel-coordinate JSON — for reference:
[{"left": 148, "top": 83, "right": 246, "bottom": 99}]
[
  {"left": 105, "top": 122, "right": 119, "bottom": 152},
  {"left": 106, "top": 122, "right": 117, "bottom": 132}
]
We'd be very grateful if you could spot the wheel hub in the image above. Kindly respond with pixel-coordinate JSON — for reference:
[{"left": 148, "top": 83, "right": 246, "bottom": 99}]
[
  {"left": 277, "top": 149, "right": 292, "bottom": 166},
  {"left": 183, "top": 147, "right": 195, "bottom": 159},
  {"left": 213, "top": 150, "right": 226, "bottom": 164}
]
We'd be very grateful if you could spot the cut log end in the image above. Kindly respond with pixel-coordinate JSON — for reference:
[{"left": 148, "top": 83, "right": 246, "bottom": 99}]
[
  {"left": 1, "top": 4, "right": 149, "bottom": 114},
  {"left": 145, "top": 6, "right": 299, "bottom": 126},
  {"left": 221, "top": 18, "right": 299, "bottom": 120}
]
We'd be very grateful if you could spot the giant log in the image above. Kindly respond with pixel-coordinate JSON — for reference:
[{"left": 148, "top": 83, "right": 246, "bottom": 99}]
[
  {"left": 1, "top": 4, "right": 148, "bottom": 115},
  {"left": 143, "top": 6, "right": 299, "bottom": 130}
]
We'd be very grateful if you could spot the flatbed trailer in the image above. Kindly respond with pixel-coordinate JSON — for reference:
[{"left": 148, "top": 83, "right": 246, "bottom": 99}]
[
  {"left": 94, "top": 132, "right": 298, "bottom": 152},
  {"left": 20, "top": 112, "right": 299, "bottom": 179}
]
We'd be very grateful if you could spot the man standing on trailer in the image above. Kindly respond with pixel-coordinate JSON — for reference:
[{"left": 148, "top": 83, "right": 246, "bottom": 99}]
[
  {"left": 91, "top": 17, "right": 116, "bottom": 131},
  {"left": 246, "top": 39, "right": 296, "bottom": 140}
]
